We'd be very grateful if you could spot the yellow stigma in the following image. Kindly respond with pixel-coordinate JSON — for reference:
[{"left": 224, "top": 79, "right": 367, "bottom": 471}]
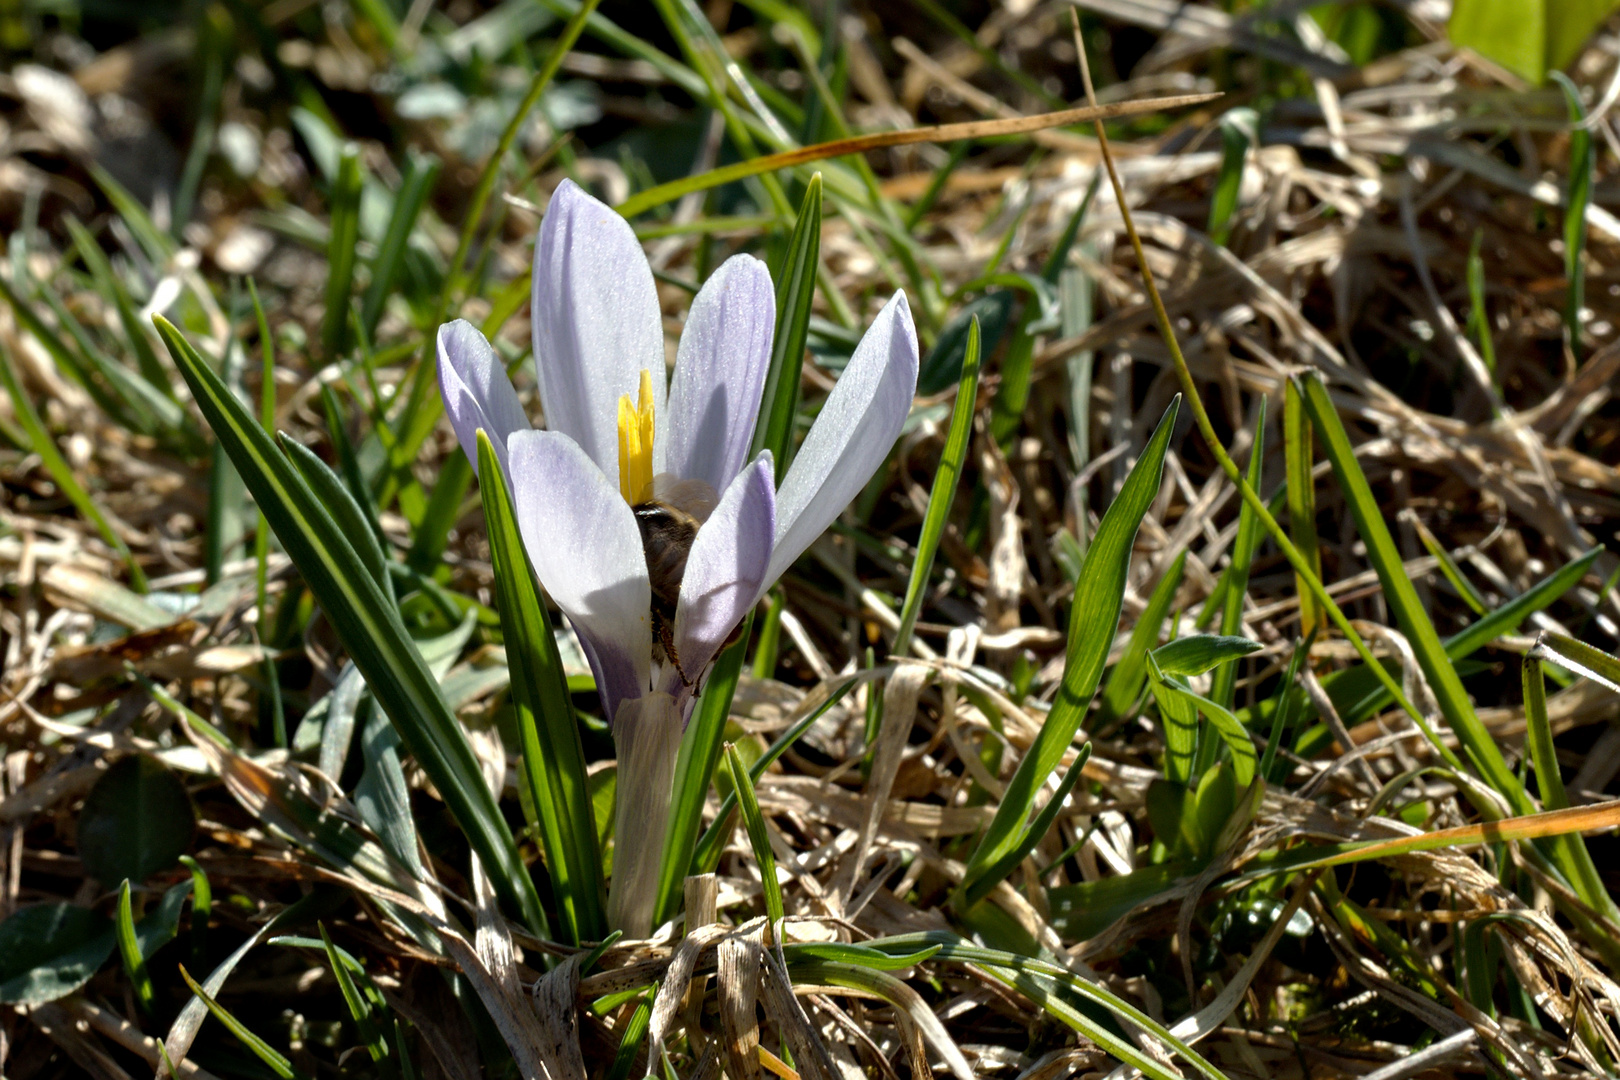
[{"left": 616, "top": 369, "right": 656, "bottom": 505}]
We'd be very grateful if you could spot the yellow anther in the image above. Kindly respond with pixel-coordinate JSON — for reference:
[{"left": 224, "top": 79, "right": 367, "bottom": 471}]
[{"left": 617, "top": 369, "right": 656, "bottom": 504}]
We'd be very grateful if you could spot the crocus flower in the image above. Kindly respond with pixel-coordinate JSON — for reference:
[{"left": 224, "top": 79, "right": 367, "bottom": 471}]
[{"left": 438, "top": 179, "right": 917, "bottom": 932}]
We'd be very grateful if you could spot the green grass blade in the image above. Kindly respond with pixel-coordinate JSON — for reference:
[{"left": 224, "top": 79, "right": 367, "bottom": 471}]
[
  {"left": 177, "top": 964, "right": 307, "bottom": 1080},
  {"left": 1207, "top": 109, "right": 1254, "bottom": 247},
  {"left": 725, "top": 742, "right": 784, "bottom": 926},
  {"left": 0, "top": 334, "right": 146, "bottom": 590},
  {"left": 477, "top": 431, "right": 606, "bottom": 945},
  {"left": 1208, "top": 406, "right": 1265, "bottom": 714},
  {"left": 894, "top": 315, "right": 979, "bottom": 655},
  {"left": 958, "top": 398, "right": 1179, "bottom": 906},
  {"left": 904, "top": 141, "right": 968, "bottom": 230},
  {"left": 155, "top": 315, "right": 548, "bottom": 937},
  {"left": 116, "top": 880, "right": 154, "bottom": 1013},
  {"left": 280, "top": 436, "right": 392, "bottom": 599},
  {"left": 867, "top": 932, "right": 1229, "bottom": 1080},
  {"left": 960, "top": 745, "right": 1090, "bottom": 909},
  {"left": 406, "top": 452, "right": 473, "bottom": 576},
  {"left": 87, "top": 162, "right": 177, "bottom": 262},
  {"left": 1274, "top": 549, "right": 1601, "bottom": 730},
  {"left": 1158, "top": 676, "right": 1256, "bottom": 787},
  {"left": 1298, "top": 372, "right": 1516, "bottom": 799},
  {"left": 173, "top": 13, "right": 225, "bottom": 234},
  {"left": 322, "top": 143, "right": 365, "bottom": 359},
  {"left": 1532, "top": 632, "right": 1620, "bottom": 692},
  {"left": 362, "top": 151, "right": 441, "bottom": 338},
  {"left": 178, "top": 855, "right": 211, "bottom": 962},
  {"left": 752, "top": 174, "right": 822, "bottom": 481},
  {"left": 1283, "top": 380, "right": 1324, "bottom": 640},
  {"left": 1411, "top": 514, "right": 1489, "bottom": 616},
  {"left": 1154, "top": 635, "right": 1262, "bottom": 678},
  {"left": 1553, "top": 72, "right": 1592, "bottom": 359},
  {"left": 691, "top": 675, "right": 860, "bottom": 876},
  {"left": 1150, "top": 657, "right": 1201, "bottom": 786},
  {"left": 204, "top": 329, "right": 249, "bottom": 588},
  {"left": 1097, "top": 550, "right": 1185, "bottom": 729},
  {"left": 751, "top": 589, "right": 785, "bottom": 679},
  {"left": 443, "top": 0, "right": 602, "bottom": 304},
  {"left": 62, "top": 216, "right": 169, "bottom": 393},
  {"left": 606, "top": 995, "right": 652, "bottom": 1080},
  {"left": 318, "top": 922, "right": 392, "bottom": 1073},
  {"left": 1465, "top": 229, "right": 1496, "bottom": 380}
]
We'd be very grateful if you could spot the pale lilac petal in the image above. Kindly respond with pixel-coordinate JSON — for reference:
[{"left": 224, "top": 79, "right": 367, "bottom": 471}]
[
  {"left": 766, "top": 292, "right": 918, "bottom": 586},
  {"left": 508, "top": 429, "right": 651, "bottom": 722},
  {"left": 664, "top": 255, "right": 774, "bottom": 493},
  {"left": 437, "top": 320, "right": 531, "bottom": 479},
  {"left": 531, "top": 179, "right": 667, "bottom": 484},
  {"left": 666, "top": 453, "right": 775, "bottom": 700}
]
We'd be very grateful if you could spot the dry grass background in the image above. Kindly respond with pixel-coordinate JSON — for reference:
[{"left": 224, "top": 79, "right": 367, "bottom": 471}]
[{"left": 3, "top": 1, "right": 1620, "bottom": 1078}]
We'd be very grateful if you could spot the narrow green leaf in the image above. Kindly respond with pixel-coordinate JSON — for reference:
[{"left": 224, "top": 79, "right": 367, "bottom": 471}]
[
  {"left": 1465, "top": 229, "right": 1497, "bottom": 381},
  {"left": 785, "top": 941, "right": 941, "bottom": 971},
  {"left": 725, "top": 742, "right": 784, "bottom": 926},
  {"left": 865, "top": 932, "right": 1229, "bottom": 1080},
  {"left": 1410, "top": 515, "right": 1489, "bottom": 616},
  {"left": 1259, "top": 632, "right": 1311, "bottom": 783},
  {"left": 1153, "top": 634, "right": 1263, "bottom": 679},
  {"left": 178, "top": 855, "right": 211, "bottom": 962},
  {"left": 1158, "top": 677, "right": 1256, "bottom": 788},
  {"left": 1207, "top": 109, "right": 1255, "bottom": 246},
  {"left": 478, "top": 431, "right": 606, "bottom": 945},
  {"left": 322, "top": 142, "right": 365, "bottom": 359},
  {"left": 1097, "top": 551, "right": 1185, "bottom": 728},
  {"left": 958, "top": 398, "right": 1179, "bottom": 904},
  {"left": 177, "top": 964, "right": 307, "bottom": 1080},
  {"left": 1283, "top": 380, "right": 1324, "bottom": 640},
  {"left": 751, "top": 589, "right": 785, "bottom": 679},
  {"left": 691, "top": 675, "right": 861, "bottom": 876},
  {"left": 606, "top": 994, "right": 652, "bottom": 1080},
  {"left": 280, "top": 435, "right": 392, "bottom": 599},
  {"left": 894, "top": 315, "right": 979, "bottom": 655},
  {"left": 63, "top": 216, "right": 169, "bottom": 393},
  {"left": 1554, "top": 73, "right": 1593, "bottom": 358},
  {"left": 155, "top": 315, "right": 547, "bottom": 936},
  {"left": 442, "top": 0, "right": 604, "bottom": 307},
  {"left": 1150, "top": 654, "right": 1202, "bottom": 786},
  {"left": 116, "top": 881, "right": 155, "bottom": 1012},
  {"left": 752, "top": 173, "right": 822, "bottom": 482},
  {"left": 406, "top": 452, "right": 473, "bottom": 576},
  {"left": 1297, "top": 373, "right": 1512, "bottom": 798},
  {"left": 1208, "top": 402, "right": 1264, "bottom": 715},
  {"left": 363, "top": 152, "right": 441, "bottom": 338},
  {"left": 1532, "top": 631, "right": 1620, "bottom": 692},
  {"left": 319, "top": 923, "right": 392, "bottom": 1073},
  {"left": 1271, "top": 548, "right": 1601, "bottom": 730},
  {"left": 0, "top": 334, "right": 146, "bottom": 590},
  {"left": 960, "top": 745, "right": 1091, "bottom": 909}
]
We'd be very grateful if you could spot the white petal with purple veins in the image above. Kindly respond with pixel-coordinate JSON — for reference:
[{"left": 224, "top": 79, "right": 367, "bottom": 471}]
[
  {"left": 531, "top": 179, "right": 667, "bottom": 485},
  {"left": 667, "top": 453, "right": 775, "bottom": 699},
  {"left": 664, "top": 255, "right": 774, "bottom": 494},
  {"left": 508, "top": 429, "right": 651, "bottom": 723},
  {"left": 766, "top": 292, "right": 918, "bottom": 585},
  {"left": 437, "top": 319, "right": 531, "bottom": 479}
]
